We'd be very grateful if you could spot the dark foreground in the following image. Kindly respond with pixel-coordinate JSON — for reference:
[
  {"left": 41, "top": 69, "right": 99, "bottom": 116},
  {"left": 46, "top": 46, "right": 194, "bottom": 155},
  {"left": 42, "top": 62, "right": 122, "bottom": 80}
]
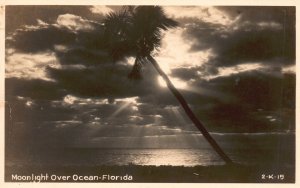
[{"left": 5, "top": 164, "right": 295, "bottom": 183}]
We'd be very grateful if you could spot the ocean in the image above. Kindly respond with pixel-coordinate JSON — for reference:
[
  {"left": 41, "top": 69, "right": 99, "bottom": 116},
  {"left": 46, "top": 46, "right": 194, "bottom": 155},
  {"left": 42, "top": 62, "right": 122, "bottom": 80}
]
[{"left": 6, "top": 132, "right": 295, "bottom": 167}]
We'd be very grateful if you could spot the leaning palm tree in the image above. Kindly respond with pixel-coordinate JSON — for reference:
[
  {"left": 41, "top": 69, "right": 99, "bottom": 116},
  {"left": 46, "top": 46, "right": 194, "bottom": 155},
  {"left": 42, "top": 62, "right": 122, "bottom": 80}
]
[{"left": 104, "top": 6, "right": 233, "bottom": 164}]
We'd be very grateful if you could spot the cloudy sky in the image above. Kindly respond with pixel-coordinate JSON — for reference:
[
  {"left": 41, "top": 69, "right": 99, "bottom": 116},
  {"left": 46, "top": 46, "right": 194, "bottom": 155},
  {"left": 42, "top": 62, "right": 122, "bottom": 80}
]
[{"left": 5, "top": 6, "right": 295, "bottom": 149}]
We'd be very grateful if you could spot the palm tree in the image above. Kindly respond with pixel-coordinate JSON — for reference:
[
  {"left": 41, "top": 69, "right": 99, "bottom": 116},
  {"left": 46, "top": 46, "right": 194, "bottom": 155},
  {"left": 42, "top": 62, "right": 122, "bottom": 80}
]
[{"left": 104, "top": 6, "right": 233, "bottom": 164}]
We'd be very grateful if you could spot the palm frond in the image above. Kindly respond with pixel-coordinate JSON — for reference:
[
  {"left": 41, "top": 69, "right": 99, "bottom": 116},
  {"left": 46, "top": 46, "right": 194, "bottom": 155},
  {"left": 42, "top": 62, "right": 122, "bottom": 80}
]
[
  {"left": 103, "top": 9, "right": 134, "bottom": 60},
  {"left": 103, "top": 5, "right": 178, "bottom": 61}
]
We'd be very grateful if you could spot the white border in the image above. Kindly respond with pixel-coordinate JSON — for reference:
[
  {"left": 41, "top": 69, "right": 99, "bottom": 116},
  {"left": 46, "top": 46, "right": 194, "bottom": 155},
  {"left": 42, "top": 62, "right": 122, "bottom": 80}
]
[
  {"left": 0, "top": 0, "right": 298, "bottom": 5},
  {"left": 0, "top": 0, "right": 298, "bottom": 188}
]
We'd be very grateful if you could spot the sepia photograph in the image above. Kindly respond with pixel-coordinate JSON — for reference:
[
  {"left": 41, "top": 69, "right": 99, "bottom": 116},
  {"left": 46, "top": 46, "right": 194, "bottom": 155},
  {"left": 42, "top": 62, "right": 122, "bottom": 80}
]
[{"left": 3, "top": 3, "right": 296, "bottom": 184}]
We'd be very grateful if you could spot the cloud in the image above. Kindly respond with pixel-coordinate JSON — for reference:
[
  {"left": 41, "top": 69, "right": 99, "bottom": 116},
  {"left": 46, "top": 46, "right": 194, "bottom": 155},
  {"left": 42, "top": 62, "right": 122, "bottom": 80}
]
[
  {"left": 6, "top": 78, "right": 65, "bottom": 100},
  {"left": 7, "top": 14, "right": 171, "bottom": 106},
  {"left": 156, "top": 28, "right": 214, "bottom": 72},
  {"left": 89, "top": 6, "right": 113, "bottom": 15},
  {"left": 217, "top": 6, "right": 295, "bottom": 25},
  {"left": 56, "top": 14, "right": 97, "bottom": 32},
  {"left": 184, "top": 22, "right": 294, "bottom": 67},
  {"left": 212, "top": 29, "right": 294, "bottom": 66},
  {"left": 6, "top": 24, "right": 77, "bottom": 52},
  {"left": 199, "top": 63, "right": 265, "bottom": 80},
  {"left": 181, "top": 6, "right": 295, "bottom": 67},
  {"left": 6, "top": 50, "right": 60, "bottom": 81},
  {"left": 46, "top": 62, "right": 161, "bottom": 99},
  {"left": 55, "top": 47, "right": 109, "bottom": 66},
  {"left": 5, "top": 89, "right": 198, "bottom": 150},
  {"left": 165, "top": 6, "right": 235, "bottom": 26},
  {"left": 5, "top": 6, "right": 105, "bottom": 33}
]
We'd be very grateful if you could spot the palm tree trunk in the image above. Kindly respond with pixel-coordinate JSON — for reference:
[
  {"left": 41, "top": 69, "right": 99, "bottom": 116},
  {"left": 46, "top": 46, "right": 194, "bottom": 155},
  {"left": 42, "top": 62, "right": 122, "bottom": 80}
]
[{"left": 147, "top": 55, "right": 233, "bottom": 164}]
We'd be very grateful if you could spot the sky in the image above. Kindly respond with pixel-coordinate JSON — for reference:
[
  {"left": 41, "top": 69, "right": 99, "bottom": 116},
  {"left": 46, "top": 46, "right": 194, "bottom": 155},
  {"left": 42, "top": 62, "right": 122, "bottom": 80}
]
[{"left": 5, "top": 5, "right": 295, "bottom": 150}]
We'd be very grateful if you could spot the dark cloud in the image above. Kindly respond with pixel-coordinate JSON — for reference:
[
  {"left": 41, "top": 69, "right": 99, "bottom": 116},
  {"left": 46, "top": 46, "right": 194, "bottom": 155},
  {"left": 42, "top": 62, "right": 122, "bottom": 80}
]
[
  {"left": 170, "top": 66, "right": 200, "bottom": 80},
  {"left": 7, "top": 26, "right": 77, "bottom": 52},
  {"left": 5, "top": 5, "right": 105, "bottom": 34},
  {"left": 5, "top": 78, "right": 66, "bottom": 100},
  {"left": 167, "top": 62, "right": 296, "bottom": 132},
  {"left": 47, "top": 63, "right": 161, "bottom": 99},
  {"left": 5, "top": 91, "right": 194, "bottom": 151},
  {"left": 208, "top": 71, "right": 295, "bottom": 110},
  {"left": 6, "top": 97, "right": 76, "bottom": 123},
  {"left": 5, "top": 95, "right": 80, "bottom": 150},
  {"left": 6, "top": 8, "right": 162, "bottom": 101},
  {"left": 6, "top": 19, "right": 106, "bottom": 54},
  {"left": 55, "top": 47, "right": 110, "bottom": 66},
  {"left": 182, "top": 6, "right": 295, "bottom": 67},
  {"left": 191, "top": 71, "right": 295, "bottom": 132},
  {"left": 212, "top": 28, "right": 294, "bottom": 66},
  {"left": 217, "top": 6, "right": 295, "bottom": 24}
]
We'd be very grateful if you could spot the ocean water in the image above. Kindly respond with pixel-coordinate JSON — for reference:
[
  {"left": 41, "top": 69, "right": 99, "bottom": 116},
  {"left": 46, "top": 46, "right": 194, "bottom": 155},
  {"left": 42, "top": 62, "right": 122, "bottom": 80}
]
[{"left": 6, "top": 132, "right": 295, "bottom": 167}]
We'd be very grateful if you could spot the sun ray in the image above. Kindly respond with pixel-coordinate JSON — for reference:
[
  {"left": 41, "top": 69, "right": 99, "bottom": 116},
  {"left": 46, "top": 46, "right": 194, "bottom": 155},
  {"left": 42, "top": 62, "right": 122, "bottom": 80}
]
[
  {"left": 158, "top": 76, "right": 187, "bottom": 89},
  {"left": 109, "top": 97, "right": 140, "bottom": 119},
  {"left": 181, "top": 85, "right": 235, "bottom": 103},
  {"left": 109, "top": 102, "right": 131, "bottom": 118}
]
